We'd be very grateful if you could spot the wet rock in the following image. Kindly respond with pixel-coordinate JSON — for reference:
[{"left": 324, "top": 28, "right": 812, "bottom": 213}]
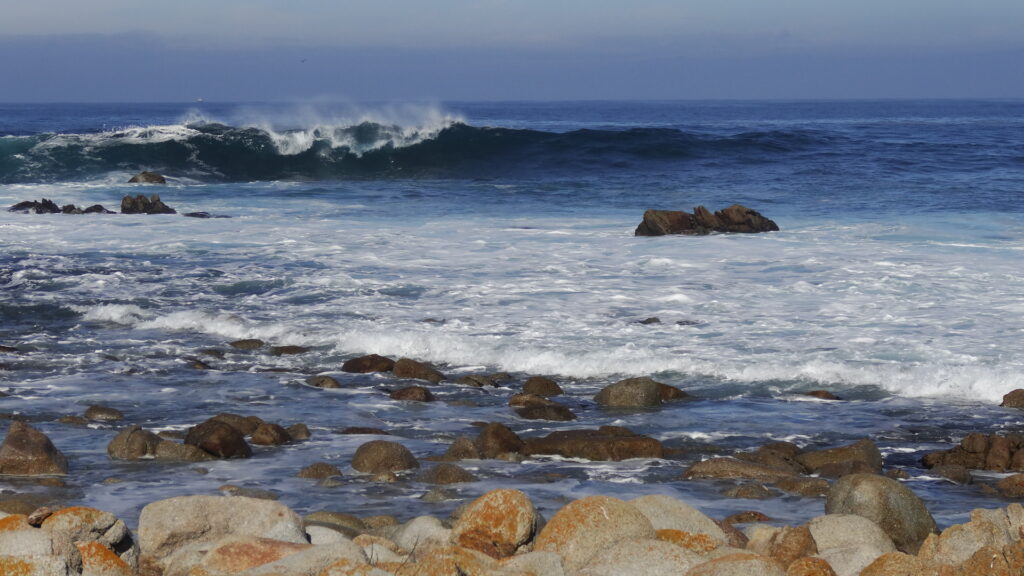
[
  {"left": 61, "top": 204, "right": 83, "bottom": 214},
  {"left": 306, "top": 375, "right": 341, "bottom": 389},
  {"left": 477, "top": 422, "right": 525, "bottom": 459},
  {"left": 229, "top": 338, "right": 265, "bottom": 350},
  {"left": 816, "top": 460, "right": 878, "bottom": 478},
  {"left": 932, "top": 464, "right": 972, "bottom": 485},
  {"left": 0, "top": 421, "right": 69, "bottom": 476},
  {"left": 184, "top": 419, "right": 252, "bottom": 459},
  {"left": 456, "top": 374, "right": 495, "bottom": 387},
  {"left": 722, "top": 483, "right": 774, "bottom": 499},
  {"left": 250, "top": 423, "right": 292, "bottom": 446},
  {"left": 797, "top": 439, "right": 883, "bottom": 475},
  {"left": 154, "top": 440, "right": 214, "bottom": 462},
  {"left": 638, "top": 316, "right": 662, "bottom": 324},
  {"left": 805, "top": 390, "right": 841, "bottom": 400},
  {"left": 635, "top": 204, "right": 779, "bottom": 236},
  {"left": 297, "top": 462, "right": 343, "bottom": 481},
  {"left": 8, "top": 199, "right": 61, "bottom": 214},
  {"left": 516, "top": 404, "right": 576, "bottom": 421},
  {"left": 339, "top": 427, "right": 389, "bottom": 435},
  {"left": 286, "top": 423, "right": 310, "bottom": 440},
  {"left": 997, "top": 473, "right": 1024, "bottom": 497},
  {"left": 0, "top": 345, "right": 20, "bottom": 353},
  {"left": 684, "top": 457, "right": 796, "bottom": 483},
  {"left": 524, "top": 426, "right": 663, "bottom": 461},
  {"left": 270, "top": 345, "right": 309, "bottom": 356},
  {"left": 209, "top": 412, "right": 263, "bottom": 435},
  {"left": 120, "top": 193, "right": 175, "bottom": 214},
  {"left": 825, "top": 473, "right": 936, "bottom": 554},
  {"left": 107, "top": 426, "right": 161, "bottom": 459},
  {"left": 58, "top": 415, "right": 89, "bottom": 426},
  {"left": 84, "top": 204, "right": 114, "bottom": 214},
  {"left": 390, "top": 386, "right": 435, "bottom": 402},
  {"left": 535, "top": 495, "right": 655, "bottom": 573},
  {"left": 1001, "top": 389, "right": 1024, "bottom": 408},
  {"left": 127, "top": 171, "right": 166, "bottom": 184},
  {"left": 442, "top": 436, "right": 481, "bottom": 461},
  {"left": 393, "top": 358, "right": 446, "bottom": 383},
  {"left": 352, "top": 440, "right": 419, "bottom": 474},
  {"left": 775, "top": 476, "right": 831, "bottom": 498},
  {"left": 736, "top": 442, "right": 806, "bottom": 475},
  {"left": 451, "top": 489, "right": 537, "bottom": 558},
  {"left": 417, "top": 463, "right": 477, "bottom": 484},
  {"left": 523, "top": 376, "right": 563, "bottom": 397},
  {"left": 137, "top": 495, "right": 307, "bottom": 573},
  {"left": 594, "top": 377, "right": 664, "bottom": 408},
  {"left": 341, "top": 354, "right": 395, "bottom": 373},
  {"left": 183, "top": 212, "right": 230, "bottom": 219},
  {"left": 83, "top": 405, "right": 123, "bottom": 422}
]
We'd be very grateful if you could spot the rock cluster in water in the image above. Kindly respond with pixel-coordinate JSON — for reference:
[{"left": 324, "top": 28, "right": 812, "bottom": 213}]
[{"left": 635, "top": 204, "right": 779, "bottom": 236}]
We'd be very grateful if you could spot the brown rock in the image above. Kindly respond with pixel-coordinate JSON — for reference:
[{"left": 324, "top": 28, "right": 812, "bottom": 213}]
[
  {"left": 635, "top": 204, "right": 779, "bottom": 236},
  {"left": 722, "top": 483, "right": 774, "bottom": 499},
  {"left": 230, "top": 339, "right": 265, "bottom": 350},
  {"left": 270, "top": 345, "right": 309, "bottom": 356},
  {"left": 477, "top": 423, "right": 524, "bottom": 459},
  {"left": 658, "top": 383, "right": 690, "bottom": 402},
  {"left": 184, "top": 419, "right": 252, "bottom": 459},
  {"left": 635, "top": 209, "right": 697, "bottom": 236},
  {"left": 796, "top": 439, "right": 883, "bottom": 474},
  {"left": 339, "top": 427, "right": 390, "bottom": 435},
  {"left": 250, "top": 423, "right": 292, "bottom": 445},
  {"left": 286, "top": 423, "right": 311, "bottom": 441},
  {"left": 393, "top": 358, "right": 445, "bottom": 383},
  {"left": 306, "top": 375, "right": 341, "bottom": 389},
  {"left": 121, "top": 193, "right": 175, "bottom": 215},
  {"left": 725, "top": 511, "right": 772, "bottom": 525},
  {"left": 986, "top": 435, "right": 1012, "bottom": 471},
  {"left": 298, "top": 462, "right": 343, "bottom": 480},
  {"left": 775, "top": 476, "right": 830, "bottom": 498},
  {"left": 593, "top": 377, "right": 665, "bottom": 408},
  {"left": 390, "top": 386, "right": 435, "bottom": 402},
  {"left": 523, "top": 377, "right": 563, "bottom": 397},
  {"left": 785, "top": 557, "right": 837, "bottom": 576},
  {"left": 656, "top": 528, "right": 721, "bottom": 553},
  {"left": 1001, "top": 389, "right": 1024, "bottom": 408},
  {"left": 127, "top": 171, "right": 166, "bottom": 184},
  {"left": 352, "top": 440, "right": 419, "bottom": 474},
  {"left": 997, "top": 474, "right": 1024, "bottom": 498},
  {"left": 209, "top": 413, "right": 264, "bottom": 435},
  {"left": 443, "top": 436, "right": 480, "bottom": 461},
  {"left": 341, "top": 354, "right": 395, "bottom": 373},
  {"left": 805, "top": 390, "right": 840, "bottom": 400},
  {"left": 107, "top": 425, "right": 162, "bottom": 460},
  {"left": 451, "top": 489, "right": 537, "bottom": 558},
  {"left": 768, "top": 525, "right": 817, "bottom": 567},
  {"left": 456, "top": 374, "right": 492, "bottom": 387},
  {"left": 523, "top": 427, "right": 664, "bottom": 461},
  {"left": 84, "top": 405, "right": 124, "bottom": 422},
  {"left": 858, "top": 552, "right": 944, "bottom": 576},
  {"left": 154, "top": 439, "right": 214, "bottom": 462},
  {"left": 516, "top": 404, "right": 576, "bottom": 421},
  {"left": 0, "top": 421, "right": 69, "bottom": 475},
  {"left": 683, "top": 457, "right": 796, "bottom": 483},
  {"left": 417, "top": 463, "right": 477, "bottom": 484},
  {"left": 508, "top": 393, "right": 555, "bottom": 408},
  {"left": 687, "top": 552, "right": 786, "bottom": 576},
  {"left": 816, "top": 460, "right": 877, "bottom": 478},
  {"left": 932, "top": 464, "right": 972, "bottom": 485}
]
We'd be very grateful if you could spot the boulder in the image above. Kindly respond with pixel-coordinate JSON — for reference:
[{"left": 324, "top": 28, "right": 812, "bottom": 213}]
[
  {"left": 593, "top": 377, "right": 664, "bottom": 408},
  {"left": 998, "top": 473, "right": 1024, "bottom": 497},
  {"left": 153, "top": 440, "right": 213, "bottom": 462},
  {"left": 477, "top": 423, "right": 524, "bottom": 459},
  {"left": 77, "top": 540, "right": 134, "bottom": 576},
  {"left": 686, "top": 552, "right": 786, "bottom": 576},
  {"left": 127, "top": 171, "right": 166, "bottom": 184},
  {"left": 83, "top": 204, "right": 114, "bottom": 214},
  {"left": 297, "top": 462, "right": 343, "bottom": 480},
  {"left": 683, "top": 457, "right": 796, "bottom": 483},
  {"left": 825, "top": 474, "right": 936, "bottom": 554},
  {"left": 443, "top": 436, "right": 481, "bottom": 460},
  {"left": 635, "top": 204, "right": 779, "bottom": 236},
  {"left": 858, "top": 552, "right": 943, "bottom": 576},
  {"left": 1001, "top": 389, "right": 1024, "bottom": 408},
  {"left": 286, "top": 423, "right": 311, "bottom": 440},
  {"left": 84, "top": 405, "right": 123, "bottom": 422},
  {"left": 509, "top": 393, "right": 556, "bottom": 408},
  {"left": 0, "top": 422, "right": 69, "bottom": 475},
  {"left": 523, "top": 377, "right": 563, "bottom": 397},
  {"left": 631, "top": 494, "right": 728, "bottom": 544},
  {"left": 916, "top": 508, "right": 1019, "bottom": 567},
  {"left": 8, "top": 199, "right": 61, "bottom": 214},
  {"left": 805, "top": 390, "right": 841, "bottom": 400},
  {"left": 579, "top": 538, "right": 703, "bottom": 575},
  {"left": 393, "top": 358, "right": 445, "bottom": 383},
  {"left": 41, "top": 506, "right": 139, "bottom": 572},
  {"left": 183, "top": 536, "right": 310, "bottom": 574},
  {"left": 107, "top": 426, "right": 161, "bottom": 460},
  {"left": 796, "top": 439, "right": 883, "bottom": 474},
  {"left": 250, "top": 423, "right": 292, "bottom": 446},
  {"left": 351, "top": 440, "right": 419, "bottom": 474},
  {"left": 451, "top": 489, "right": 537, "bottom": 558},
  {"left": 341, "top": 354, "right": 395, "bottom": 373},
  {"left": 229, "top": 339, "right": 265, "bottom": 350},
  {"left": 183, "top": 419, "right": 252, "bottom": 459},
  {"left": 120, "top": 194, "right": 175, "bottom": 214},
  {"left": 516, "top": 404, "right": 576, "bottom": 421},
  {"left": 306, "top": 375, "right": 341, "bottom": 389},
  {"left": 231, "top": 540, "right": 367, "bottom": 576},
  {"left": 209, "top": 412, "right": 263, "bottom": 435},
  {"left": 61, "top": 204, "right": 83, "bottom": 215},
  {"left": 785, "top": 557, "right": 837, "bottom": 576},
  {"left": 389, "top": 515, "right": 451, "bottom": 553},
  {"left": 390, "top": 386, "right": 435, "bottom": 402},
  {"left": 534, "top": 495, "right": 655, "bottom": 573},
  {"left": 137, "top": 495, "right": 306, "bottom": 571},
  {"left": 523, "top": 427, "right": 663, "bottom": 461},
  {"left": 416, "top": 463, "right": 476, "bottom": 484}
]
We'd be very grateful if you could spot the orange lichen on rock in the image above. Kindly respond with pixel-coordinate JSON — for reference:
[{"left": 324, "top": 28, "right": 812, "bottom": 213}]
[
  {"left": 0, "top": 557, "right": 35, "bottom": 576},
  {"left": 533, "top": 494, "right": 654, "bottom": 573},
  {"left": 77, "top": 541, "right": 133, "bottom": 576},
  {"left": 785, "top": 556, "right": 837, "bottom": 576},
  {"left": 451, "top": 489, "right": 536, "bottom": 559},
  {"left": 198, "top": 537, "right": 311, "bottom": 574},
  {"left": 858, "top": 552, "right": 948, "bottom": 576},
  {"left": 318, "top": 558, "right": 389, "bottom": 576},
  {"left": 0, "top": 513, "right": 32, "bottom": 531},
  {"left": 656, "top": 529, "right": 720, "bottom": 553}
]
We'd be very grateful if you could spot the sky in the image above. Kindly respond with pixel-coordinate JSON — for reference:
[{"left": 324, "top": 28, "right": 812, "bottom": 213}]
[{"left": 2, "top": 0, "right": 1023, "bottom": 102}]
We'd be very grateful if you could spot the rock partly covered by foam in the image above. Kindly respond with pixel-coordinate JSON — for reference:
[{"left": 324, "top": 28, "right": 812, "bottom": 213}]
[
  {"left": 127, "top": 171, "right": 166, "bottom": 184},
  {"left": 8, "top": 199, "right": 62, "bottom": 214},
  {"left": 120, "top": 193, "right": 176, "bottom": 214},
  {"left": 635, "top": 204, "right": 779, "bottom": 236},
  {"left": 0, "top": 421, "right": 69, "bottom": 476}
]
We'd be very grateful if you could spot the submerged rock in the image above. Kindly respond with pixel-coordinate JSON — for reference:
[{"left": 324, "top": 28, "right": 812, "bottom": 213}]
[
  {"left": 341, "top": 354, "right": 395, "bottom": 373},
  {"left": 0, "top": 421, "right": 69, "bottom": 475},
  {"left": 120, "top": 193, "right": 176, "bottom": 214},
  {"left": 523, "top": 426, "right": 663, "bottom": 461},
  {"left": 390, "top": 386, "right": 435, "bottom": 402},
  {"left": 127, "top": 170, "right": 166, "bottom": 184},
  {"left": 393, "top": 358, "right": 446, "bottom": 383},
  {"left": 523, "top": 376, "right": 563, "bottom": 397},
  {"left": 635, "top": 204, "right": 779, "bottom": 236}
]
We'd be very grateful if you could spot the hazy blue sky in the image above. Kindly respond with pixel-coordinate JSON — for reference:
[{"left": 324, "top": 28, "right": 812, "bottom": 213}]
[{"left": 3, "top": 0, "right": 1023, "bottom": 101}]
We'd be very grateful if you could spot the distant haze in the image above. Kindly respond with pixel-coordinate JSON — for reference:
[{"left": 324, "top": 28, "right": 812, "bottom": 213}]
[{"left": 3, "top": 0, "right": 1023, "bottom": 101}]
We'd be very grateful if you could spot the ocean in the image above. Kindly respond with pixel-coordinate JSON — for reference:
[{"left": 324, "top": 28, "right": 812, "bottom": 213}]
[{"left": 1, "top": 100, "right": 1023, "bottom": 529}]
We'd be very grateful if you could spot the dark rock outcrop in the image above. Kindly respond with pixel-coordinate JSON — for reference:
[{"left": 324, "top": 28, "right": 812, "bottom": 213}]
[
  {"left": 184, "top": 419, "right": 252, "bottom": 459},
  {"left": 128, "top": 171, "right": 166, "bottom": 184},
  {"left": 297, "top": 461, "right": 342, "bottom": 480},
  {"left": 306, "top": 375, "right": 341, "bottom": 389},
  {"left": 229, "top": 339, "right": 265, "bottom": 350},
  {"left": 796, "top": 438, "right": 883, "bottom": 474},
  {"left": 516, "top": 404, "right": 576, "bottom": 421},
  {"left": 523, "top": 426, "right": 664, "bottom": 461},
  {"left": 922, "top": 432, "right": 1024, "bottom": 472},
  {"left": 393, "top": 358, "right": 445, "bottom": 383},
  {"left": 270, "top": 345, "right": 309, "bottom": 356},
  {"left": 635, "top": 204, "right": 779, "bottom": 236},
  {"left": 477, "top": 423, "right": 525, "bottom": 459},
  {"left": 341, "top": 354, "right": 395, "bottom": 373},
  {"left": 523, "top": 376, "right": 563, "bottom": 397},
  {"left": 417, "top": 463, "right": 477, "bottom": 484},
  {"left": 594, "top": 377, "right": 687, "bottom": 408},
  {"left": 8, "top": 199, "right": 61, "bottom": 214},
  {"left": 121, "top": 193, "right": 176, "bottom": 214},
  {"left": 250, "top": 423, "right": 292, "bottom": 446},
  {"left": 0, "top": 421, "right": 69, "bottom": 475},
  {"left": 390, "top": 386, "right": 435, "bottom": 402},
  {"left": 351, "top": 440, "right": 419, "bottom": 474},
  {"left": 84, "top": 405, "right": 124, "bottom": 422}
]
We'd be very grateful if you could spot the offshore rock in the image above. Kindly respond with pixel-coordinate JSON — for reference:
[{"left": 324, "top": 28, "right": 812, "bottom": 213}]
[
  {"left": 341, "top": 353, "right": 395, "bottom": 373},
  {"left": 8, "top": 198, "right": 61, "bottom": 213},
  {"left": 635, "top": 204, "right": 779, "bottom": 236},
  {"left": 523, "top": 376, "right": 563, "bottom": 397},
  {"left": 127, "top": 171, "right": 166, "bottom": 184},
  {"left": 393, "top": 357, "right": 446, "bottom": 383},
  {"left": 120, "top": 193, "right": 175, "bottom": 214},
  {"left": 523, "top": 426, "right": 663, "bottom": 461},
  {"left": 594, "top": 377, "right": 687, "bottom": 408},
  {"left": 0, "top": 421, "right": 69, "bottom": 476}
]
